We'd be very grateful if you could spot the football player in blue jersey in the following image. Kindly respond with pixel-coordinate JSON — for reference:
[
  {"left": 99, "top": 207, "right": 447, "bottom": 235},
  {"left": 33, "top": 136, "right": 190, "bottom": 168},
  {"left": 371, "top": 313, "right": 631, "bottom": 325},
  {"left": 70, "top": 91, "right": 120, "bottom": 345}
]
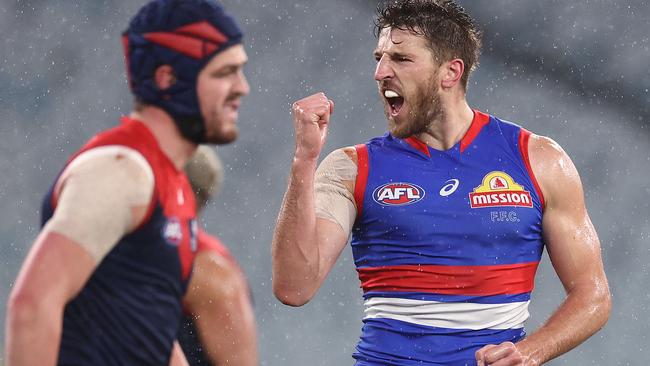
[
  {"left": 272, "top": 1, "right": 610, "bottom": 365},
  {"left": 5, "top": 1, "right": 249, "bottom": 365}
]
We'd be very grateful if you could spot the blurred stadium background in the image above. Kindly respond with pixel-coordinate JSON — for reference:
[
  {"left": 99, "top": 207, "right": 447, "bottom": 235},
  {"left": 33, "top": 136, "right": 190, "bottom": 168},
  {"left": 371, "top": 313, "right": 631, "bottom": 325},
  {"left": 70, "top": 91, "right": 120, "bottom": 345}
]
[{"left": 1, "top": 0, "right": 648, "bottom": 364}]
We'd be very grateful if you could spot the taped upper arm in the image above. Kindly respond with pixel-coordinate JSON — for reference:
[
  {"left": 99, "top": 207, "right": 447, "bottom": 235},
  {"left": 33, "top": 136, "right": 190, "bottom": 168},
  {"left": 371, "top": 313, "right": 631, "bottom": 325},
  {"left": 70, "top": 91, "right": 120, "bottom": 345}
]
[
  {"left": 45, "top": 146, "right": 154, "bottom": 262},
  {"left": 314, "top": 147, "right": 358, "bottom": 235}
]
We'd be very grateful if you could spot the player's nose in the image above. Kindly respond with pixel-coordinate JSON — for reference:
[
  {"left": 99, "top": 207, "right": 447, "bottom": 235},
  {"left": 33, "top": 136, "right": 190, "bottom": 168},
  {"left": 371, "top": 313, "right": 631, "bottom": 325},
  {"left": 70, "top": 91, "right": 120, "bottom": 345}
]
[
  {"left": 234, "top": 70, "right": 250, "bottom": 97},
  {"left": 374, "top": 55, "right": 394, "bottom": 81}
]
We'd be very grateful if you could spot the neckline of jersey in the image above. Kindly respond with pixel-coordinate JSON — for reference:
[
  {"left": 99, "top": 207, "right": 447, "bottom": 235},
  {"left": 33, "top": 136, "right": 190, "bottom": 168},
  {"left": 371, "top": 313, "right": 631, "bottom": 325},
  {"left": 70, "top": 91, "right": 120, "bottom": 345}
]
[{"left": 402, "top": 109, "right": 491, "bottom": 158}]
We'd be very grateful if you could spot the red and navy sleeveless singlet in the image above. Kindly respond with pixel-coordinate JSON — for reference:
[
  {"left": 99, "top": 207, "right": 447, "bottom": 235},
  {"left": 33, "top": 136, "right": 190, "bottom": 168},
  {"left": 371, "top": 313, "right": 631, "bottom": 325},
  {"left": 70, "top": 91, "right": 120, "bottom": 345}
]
[
  {"left": 351, "top": 111, "right": 545, "bottom": 365},
  {"left": 41, "top": 118, "right": 198, "bottom": 365}
]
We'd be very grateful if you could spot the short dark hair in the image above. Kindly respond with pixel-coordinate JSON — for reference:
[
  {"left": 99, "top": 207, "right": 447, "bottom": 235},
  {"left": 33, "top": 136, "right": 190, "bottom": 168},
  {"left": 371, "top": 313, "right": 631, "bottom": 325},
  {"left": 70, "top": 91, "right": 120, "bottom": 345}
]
[{"left": 375, "top": 0, "right": 482, "bottom": 89}]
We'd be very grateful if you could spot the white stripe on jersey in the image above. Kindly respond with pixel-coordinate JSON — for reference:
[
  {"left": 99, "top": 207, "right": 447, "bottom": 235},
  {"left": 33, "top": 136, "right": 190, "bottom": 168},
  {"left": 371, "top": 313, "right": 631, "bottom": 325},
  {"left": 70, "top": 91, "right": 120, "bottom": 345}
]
[{"left": 363, "top": 297, "right": 530, "bottom": 330}]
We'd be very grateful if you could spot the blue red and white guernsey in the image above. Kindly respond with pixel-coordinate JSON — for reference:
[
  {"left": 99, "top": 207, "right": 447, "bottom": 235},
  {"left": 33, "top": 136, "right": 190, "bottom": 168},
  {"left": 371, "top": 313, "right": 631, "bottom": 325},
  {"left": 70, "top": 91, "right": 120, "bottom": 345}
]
[
  {"left": 41, "top": 117, "right": 198, "bottom": 365},
  {"left": 351, "top": 110, "right": 545, "bottom": 366}
]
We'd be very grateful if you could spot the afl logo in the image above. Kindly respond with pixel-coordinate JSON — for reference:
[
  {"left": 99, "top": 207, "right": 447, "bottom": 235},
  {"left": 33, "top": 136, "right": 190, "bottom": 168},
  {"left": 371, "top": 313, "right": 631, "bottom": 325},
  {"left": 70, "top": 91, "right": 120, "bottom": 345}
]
[
  {"left": 373, "top": 182, "right": 425, "bottom": 206},
  {"left": 162, "top": 217, "right": 183, "bottom": 246}
]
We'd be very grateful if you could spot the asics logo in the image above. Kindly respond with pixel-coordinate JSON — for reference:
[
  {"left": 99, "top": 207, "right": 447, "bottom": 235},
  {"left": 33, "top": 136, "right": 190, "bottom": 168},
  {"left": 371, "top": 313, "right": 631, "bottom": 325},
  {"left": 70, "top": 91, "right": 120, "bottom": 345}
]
[{"left": 439, "top": 179, "right": 460, "bottom": 197}]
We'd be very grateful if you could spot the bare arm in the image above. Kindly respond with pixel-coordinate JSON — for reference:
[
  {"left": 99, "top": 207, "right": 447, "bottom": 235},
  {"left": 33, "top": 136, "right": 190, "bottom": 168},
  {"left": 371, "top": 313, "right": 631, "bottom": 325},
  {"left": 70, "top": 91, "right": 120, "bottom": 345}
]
[
  {"left": 476, "top": 135, "right": 611, "bottom": 365},
  {"left": 169, "top": 341, "right": 189, "bottom": 366},
  {"left": 272, "top": 93, "right": 351, "bottom": 306},
  {"left": 5, "top": 232, "right": 95, "bottom": 366},
  {"left": 183, "top": 251, "right": 258, "bottom": 366},
  {"left": 5, "top": 148, "right": 152, "bottom": 366}
]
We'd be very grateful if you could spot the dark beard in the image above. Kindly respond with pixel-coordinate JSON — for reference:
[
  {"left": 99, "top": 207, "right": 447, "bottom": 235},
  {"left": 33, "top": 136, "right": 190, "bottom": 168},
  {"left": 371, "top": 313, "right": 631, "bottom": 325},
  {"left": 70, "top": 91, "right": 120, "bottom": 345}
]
[
  {"left": 205, "top": 126, "right": 238, "bottom": 144},
  {"left": 389, "top": 80, "right": 442, "bottom": 139},
  {"left": 203, "top": 110, "right": 239, "bottom": 145}
]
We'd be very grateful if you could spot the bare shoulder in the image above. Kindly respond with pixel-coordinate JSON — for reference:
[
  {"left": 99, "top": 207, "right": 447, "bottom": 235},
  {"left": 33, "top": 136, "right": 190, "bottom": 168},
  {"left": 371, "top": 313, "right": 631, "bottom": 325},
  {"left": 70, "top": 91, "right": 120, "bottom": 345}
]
[
  {"left": 527, "top": 134, "right": 583, "bottom": 207},
  {"left": 188, "top": 250, "right": 246, "bottom": 301},
  {"left": 194, "top": 250, "right": 242, "bottom": 279},
  {"left": 528, "top": 134, "right": 566, "bottom": 159}
]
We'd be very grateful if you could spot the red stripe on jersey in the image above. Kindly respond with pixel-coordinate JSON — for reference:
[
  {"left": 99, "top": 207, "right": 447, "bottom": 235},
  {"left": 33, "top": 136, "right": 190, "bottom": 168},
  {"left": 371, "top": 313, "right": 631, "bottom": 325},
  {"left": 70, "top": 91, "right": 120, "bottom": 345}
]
[
  {"left": 404, "top": 136, "right": 430, "bottom": 157},
  {"left": 354, "top": 144, "right": 369, "bottom": 216},
  {"left": 460, "top": 110, "right": 491, "bottom": 153},
  {"left": 358, "top": 262, "right": 539, "bottom": 296},
  {"left": 518, "top": 128, "right": 545, "bottom": 210}
]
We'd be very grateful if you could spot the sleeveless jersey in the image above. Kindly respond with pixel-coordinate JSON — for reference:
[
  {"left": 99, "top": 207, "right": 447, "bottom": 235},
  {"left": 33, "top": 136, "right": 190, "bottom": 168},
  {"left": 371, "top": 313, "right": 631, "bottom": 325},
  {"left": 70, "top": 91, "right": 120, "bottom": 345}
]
[
  {"left": 351, "top": 111, "right": 545, "bottom": 365},
  {"left": 41, "top": 117, "right": 198, "bottom": 365}
]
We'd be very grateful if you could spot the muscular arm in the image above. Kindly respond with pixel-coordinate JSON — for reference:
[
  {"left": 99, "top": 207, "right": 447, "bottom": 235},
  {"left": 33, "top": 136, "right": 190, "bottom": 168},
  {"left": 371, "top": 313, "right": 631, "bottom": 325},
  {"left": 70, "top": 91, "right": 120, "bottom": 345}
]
[
  {"left": 272, "top": 155, "right": 354, "bottom": 305},
  {"left": 515, "top": 135, "right": 611, "bottom": 363},
  {"left": 5, "top": 232, "right": 95, "bottom": 366},
  {"left": 183, "top": 250, "right": 258, "bottom": 366},
  {"left": 272, "top": 93, "right": 354, "bottom": 306},
  {"left": 5, "top": 147, "right": 153, "bottom": 366},
  {"left": 477, "top": 135, "right": 611, "bottom": 365}
]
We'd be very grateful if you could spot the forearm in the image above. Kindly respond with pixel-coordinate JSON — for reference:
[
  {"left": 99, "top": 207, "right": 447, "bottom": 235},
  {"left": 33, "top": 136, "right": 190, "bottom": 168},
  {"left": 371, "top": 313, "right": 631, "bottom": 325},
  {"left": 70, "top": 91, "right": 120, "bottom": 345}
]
[
  {"left": 6, "top": 295, "right": 63, "bottom": 366},
  {"left": 272, "top": 157, "right": 321, "bottom": 304},
  {"left": 517, "top": 285, "right": 611, "bottom": 364}
]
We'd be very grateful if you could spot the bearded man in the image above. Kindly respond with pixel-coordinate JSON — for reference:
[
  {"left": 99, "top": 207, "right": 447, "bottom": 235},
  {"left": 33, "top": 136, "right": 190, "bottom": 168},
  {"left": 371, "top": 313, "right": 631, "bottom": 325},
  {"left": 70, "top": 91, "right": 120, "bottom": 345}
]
[
  {"left": 272, "top": 1, "right": 610, "bottom": 365},
  {"left": 6, "top": 1, "right": 249, "bottom": 364}
]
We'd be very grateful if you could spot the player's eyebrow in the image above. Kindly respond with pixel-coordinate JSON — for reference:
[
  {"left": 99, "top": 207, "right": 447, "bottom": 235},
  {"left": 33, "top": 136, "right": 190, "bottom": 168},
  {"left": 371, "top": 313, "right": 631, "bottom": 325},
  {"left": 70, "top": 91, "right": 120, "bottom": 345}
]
[
  {"left": 210, "top": 60, "right": 247, "bottom": 76},
  {"left": 373, "top": 50, "right": 413, "bottom": 60}
]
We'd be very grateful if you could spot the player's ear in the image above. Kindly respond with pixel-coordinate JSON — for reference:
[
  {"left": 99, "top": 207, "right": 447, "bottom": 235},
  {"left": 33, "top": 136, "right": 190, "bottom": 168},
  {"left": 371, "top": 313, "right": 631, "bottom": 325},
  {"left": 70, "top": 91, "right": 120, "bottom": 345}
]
[
  {"left": 440, "top": 58, "right": 464, "bottom": 89},
  {"left": 154, "top": 65, "right": 176, "bottom": 91}
]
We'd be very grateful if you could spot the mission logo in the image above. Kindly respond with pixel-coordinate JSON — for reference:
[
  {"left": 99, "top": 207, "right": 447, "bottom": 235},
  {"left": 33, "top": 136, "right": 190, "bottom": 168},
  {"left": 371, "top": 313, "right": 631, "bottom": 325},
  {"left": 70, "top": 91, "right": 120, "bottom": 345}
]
[
  {"left": 469, "top": 171, "right": 533, "bottom": 208},
  {"left": 373, "top": 182, "right": 425, "bottom": 206}
]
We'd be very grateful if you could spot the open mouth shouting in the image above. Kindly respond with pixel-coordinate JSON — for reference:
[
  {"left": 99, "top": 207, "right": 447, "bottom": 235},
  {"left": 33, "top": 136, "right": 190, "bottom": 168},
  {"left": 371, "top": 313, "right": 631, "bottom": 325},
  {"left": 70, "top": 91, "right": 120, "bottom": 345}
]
[{"left": 384, "top": 89, "right": 404, "bottom": 116}]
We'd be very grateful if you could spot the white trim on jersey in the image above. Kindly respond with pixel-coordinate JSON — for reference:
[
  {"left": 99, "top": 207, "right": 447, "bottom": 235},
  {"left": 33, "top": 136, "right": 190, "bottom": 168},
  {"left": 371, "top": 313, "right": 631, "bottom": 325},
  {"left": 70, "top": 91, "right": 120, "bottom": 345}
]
[{"left": 363, "top": 297, "right": 530, "bottom": 330}]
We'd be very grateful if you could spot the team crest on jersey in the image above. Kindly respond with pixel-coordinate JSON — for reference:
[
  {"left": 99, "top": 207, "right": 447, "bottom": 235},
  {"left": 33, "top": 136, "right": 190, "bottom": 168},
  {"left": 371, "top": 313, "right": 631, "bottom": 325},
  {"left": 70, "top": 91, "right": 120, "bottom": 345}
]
[
  {"left": 162, "top": 217, "right": 183, "bottom": 246},
  {"left": 373, "top": 182, "right": 425, "bottom": 206},
  {"left": 469, "top": 171, "right": 533, "bottom": 208}
]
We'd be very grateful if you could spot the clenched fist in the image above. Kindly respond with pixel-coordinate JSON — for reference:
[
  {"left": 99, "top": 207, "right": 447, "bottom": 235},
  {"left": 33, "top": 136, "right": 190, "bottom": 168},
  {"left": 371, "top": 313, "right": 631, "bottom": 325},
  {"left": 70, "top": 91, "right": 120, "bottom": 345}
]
[
  {"left": 291, "top": 92, "right": 334, "bottom": 161},
  {"left": 475, "top": 341, "right": 536, "bottom": 366}
]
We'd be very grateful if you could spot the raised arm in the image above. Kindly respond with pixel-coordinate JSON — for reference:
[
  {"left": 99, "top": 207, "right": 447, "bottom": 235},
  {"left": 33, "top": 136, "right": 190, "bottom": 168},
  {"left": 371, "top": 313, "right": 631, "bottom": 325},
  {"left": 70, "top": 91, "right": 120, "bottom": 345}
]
[
  {"left": 476, "top": 135, "right": 611, "bottom": 365},
  {"left": 272, "top": 93, "right": 354, "bottom": 306},
  {"left": 5, "top": 148, "right": 153, "bottom": 366}
]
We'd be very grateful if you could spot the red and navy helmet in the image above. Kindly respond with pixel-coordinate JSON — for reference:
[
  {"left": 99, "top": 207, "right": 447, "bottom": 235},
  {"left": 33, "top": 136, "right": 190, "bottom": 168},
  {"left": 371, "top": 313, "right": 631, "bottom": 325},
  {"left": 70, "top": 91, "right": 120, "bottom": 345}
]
[{"left": 122, "top": 0, "right": 243, "bottom": 143}]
